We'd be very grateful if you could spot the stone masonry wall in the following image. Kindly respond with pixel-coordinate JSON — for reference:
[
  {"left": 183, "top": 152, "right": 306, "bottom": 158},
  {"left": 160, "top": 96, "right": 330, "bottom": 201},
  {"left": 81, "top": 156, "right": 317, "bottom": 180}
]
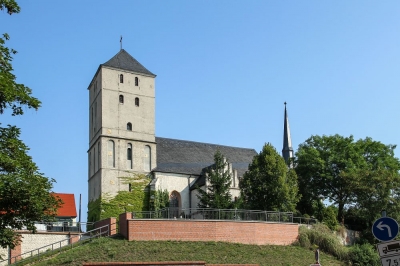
[
  {"left": 0, "top": 248, "right": 7, "bottom": 265},
  {"left": 20, "top": 232, "right": 72, "bottom": 257}
]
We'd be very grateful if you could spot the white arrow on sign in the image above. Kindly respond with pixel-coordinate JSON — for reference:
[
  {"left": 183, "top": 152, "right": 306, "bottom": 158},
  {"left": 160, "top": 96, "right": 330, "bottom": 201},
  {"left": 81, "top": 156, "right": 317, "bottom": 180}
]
[{"left": 378, "top": 221, "right": 393, "bottom": 237}]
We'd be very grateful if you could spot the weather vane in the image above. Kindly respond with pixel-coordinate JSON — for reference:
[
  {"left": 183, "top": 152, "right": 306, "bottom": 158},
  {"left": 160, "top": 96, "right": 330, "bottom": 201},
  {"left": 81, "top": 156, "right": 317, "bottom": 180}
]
[{"left": 120, "top": 35, "right": 123, "bottom": 50}]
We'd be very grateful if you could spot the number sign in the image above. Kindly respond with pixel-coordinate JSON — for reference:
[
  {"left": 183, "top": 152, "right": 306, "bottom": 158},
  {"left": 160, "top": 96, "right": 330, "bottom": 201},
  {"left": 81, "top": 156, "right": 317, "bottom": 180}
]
[{"left": 381, "top": 254, "right": 400, "bottom": 266}]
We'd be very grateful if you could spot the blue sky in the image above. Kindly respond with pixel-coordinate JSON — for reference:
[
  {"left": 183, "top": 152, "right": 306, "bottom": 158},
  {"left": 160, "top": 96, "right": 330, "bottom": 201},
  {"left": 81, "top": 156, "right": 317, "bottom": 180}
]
[{"left": 1, "top": 1, "right": 400, "bottom": 224}]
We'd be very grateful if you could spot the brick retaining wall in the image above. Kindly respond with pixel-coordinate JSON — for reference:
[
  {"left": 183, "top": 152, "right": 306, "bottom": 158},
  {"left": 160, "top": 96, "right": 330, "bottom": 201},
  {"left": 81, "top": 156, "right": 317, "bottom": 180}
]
[
  {"left": 94, "top": 217, "right": 117, "bottom": 236},
  {"left": 83, "top": 262, "right": 258, "bottom": 266},
  {"left": 119, "top": 214, "right": 298, "bottom": 245}
]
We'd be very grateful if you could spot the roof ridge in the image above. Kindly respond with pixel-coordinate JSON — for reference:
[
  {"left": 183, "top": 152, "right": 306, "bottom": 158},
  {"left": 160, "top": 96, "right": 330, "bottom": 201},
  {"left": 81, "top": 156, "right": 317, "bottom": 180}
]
[{"left": 155, "top": 136, "right": 256, "bottom": 151}]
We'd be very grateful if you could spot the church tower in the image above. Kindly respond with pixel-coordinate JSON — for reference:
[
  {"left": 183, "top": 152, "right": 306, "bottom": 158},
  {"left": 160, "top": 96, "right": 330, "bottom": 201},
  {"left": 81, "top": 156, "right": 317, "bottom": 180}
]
[
  {"left": 282, "top": 102, "right": 293, "bottom": 164},
  {"left": 87, "top": 49, "right": 157, "bottom": 202}
]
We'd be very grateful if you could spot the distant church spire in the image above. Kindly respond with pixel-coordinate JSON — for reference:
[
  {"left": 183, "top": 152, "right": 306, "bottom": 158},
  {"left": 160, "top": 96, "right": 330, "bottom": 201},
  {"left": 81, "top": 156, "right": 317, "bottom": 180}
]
[{"left": 282, "top": 102, "right": 294, "bottom": 165}]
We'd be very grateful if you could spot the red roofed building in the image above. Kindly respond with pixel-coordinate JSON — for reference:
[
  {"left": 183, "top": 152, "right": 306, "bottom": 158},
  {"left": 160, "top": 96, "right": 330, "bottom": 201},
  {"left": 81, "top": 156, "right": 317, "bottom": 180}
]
[{"left": 52, "top": 193, "right": 77, "bottom": 222}]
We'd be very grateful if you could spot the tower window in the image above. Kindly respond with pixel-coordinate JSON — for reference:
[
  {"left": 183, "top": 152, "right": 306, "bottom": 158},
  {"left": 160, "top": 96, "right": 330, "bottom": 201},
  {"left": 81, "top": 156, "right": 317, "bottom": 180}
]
[
  {"left": 135, "top": 77, "right": 138, "bottom": 86},
  {"left": 135, "top": 97, "right": 139, "bottom": 107},
  {"left": 119, "top": 95, "right": 124, "bottom": 104},
  {"left": 120, "top": 74, "right": 124, "bottom": 83},
  {"left": 97, "top": 142, "right": 101, "bottom": 170},
  {"left": 127, "top": 122, "right": 132, "bottom": 131},
  {"left": 108, "top": 140, "right": 115, "bottom": 168},
  {"left": 89, "top": 152, "right": 92, "bottom": 176},
  {"left": 144, "top": 145, "right": 151, "bottom": 172},
  {"left": 127, "top": 143, "right": 132, "bottom": 169}
]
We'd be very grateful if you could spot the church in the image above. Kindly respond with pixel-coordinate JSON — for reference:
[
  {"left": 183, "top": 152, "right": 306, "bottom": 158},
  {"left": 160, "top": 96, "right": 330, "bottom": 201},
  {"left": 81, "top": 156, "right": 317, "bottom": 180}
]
[{"left": 87, "top": 49, "right": 293, "bottom": 214}]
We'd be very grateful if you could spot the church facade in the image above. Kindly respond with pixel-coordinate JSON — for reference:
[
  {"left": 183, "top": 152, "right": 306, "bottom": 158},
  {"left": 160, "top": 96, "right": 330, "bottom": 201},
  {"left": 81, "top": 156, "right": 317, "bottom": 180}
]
[{"left": 87, "top": 49, "right": 293, "bottom": 214}]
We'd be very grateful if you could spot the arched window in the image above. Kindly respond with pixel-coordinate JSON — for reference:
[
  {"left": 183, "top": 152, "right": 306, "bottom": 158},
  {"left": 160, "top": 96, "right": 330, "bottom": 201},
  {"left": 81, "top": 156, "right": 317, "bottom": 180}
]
[
  {"left": 135, "top": 77, "right": 138, "bottom": 86},
  {"left": 144, "top": 145, "right": 151, "bottom": 171},
  {"left": 169, "top": 191, "right": 181, "bottom": 218},
  {"left": 94, "top": 101, "right": 97, "bottom": 132},
  {"left": 108, "top": 140, "right": 115, "bottom": 167},
  {"left": 97, "top": 142, "right": 101, "bottom": 170},
  {"left": 120, "top": 74, "right": 124, "bottom": 83},
  {"left": 127, "top": 143, "right": 132, "bottom": 169},
  {"left": 135, "top": 97, "right": 139, "bottom": 107},
  {"left": 91, "top": 107, "right": 94, "bottom": 133},
  {"left": 127, "top": 122, "right": 132, "bottom": 131},
  {"left": 119, "top": 95, "right": 124, "bottom": 104},
  {"left": 89, "top": 152, "right": 92, "bottom": 176}
]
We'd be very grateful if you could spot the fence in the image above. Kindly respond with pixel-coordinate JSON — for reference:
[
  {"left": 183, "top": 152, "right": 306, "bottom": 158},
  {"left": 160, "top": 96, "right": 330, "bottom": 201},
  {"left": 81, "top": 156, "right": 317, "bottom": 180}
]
[
  {"left": 1, "top": 224, "right": 109, "bottom": 265},
  {"left": 132, "top": 208, "right": 294, "bottom": 223},
  {"left": 31, "top": 221, "right": 94, "bottom": 233}
]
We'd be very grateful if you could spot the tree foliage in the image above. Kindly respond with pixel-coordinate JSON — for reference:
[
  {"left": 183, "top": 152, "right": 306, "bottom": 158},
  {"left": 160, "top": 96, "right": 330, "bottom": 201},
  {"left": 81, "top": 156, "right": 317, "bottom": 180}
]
[
  {"left": 0, "top": 126, "right": 61, "bottom": 248},
  {"left": 0, "top": 0, "right": 20, "bottom": 15},
  {"left": 196, "top": 150, "right": 233, "bottom": 209},
  {"left": 295, "top": 134, "right": 400, "bottom": 229},
  {"left": 240, "top": 143, "right": 300, "bottom": 212},
  {"left": 0, "top": 0, "right": 59, "bottom": 249}
]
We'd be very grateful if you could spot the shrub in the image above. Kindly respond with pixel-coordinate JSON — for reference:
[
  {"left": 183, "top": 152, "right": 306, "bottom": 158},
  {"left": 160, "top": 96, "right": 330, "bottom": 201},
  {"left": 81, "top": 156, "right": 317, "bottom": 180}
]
[
  {"left": 322, "top": 206, "right": 339, "bottom": 230},
  {"left": 348, "top": 243, "right": 379, "bottom": 266},
  {"left": 298, "top": 224, "right": 348, "bottom": 260}
]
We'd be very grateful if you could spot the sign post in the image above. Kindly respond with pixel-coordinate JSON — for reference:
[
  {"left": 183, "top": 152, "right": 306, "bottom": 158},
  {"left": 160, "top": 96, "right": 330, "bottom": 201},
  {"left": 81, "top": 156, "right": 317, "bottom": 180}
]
[
  {"left": 373, "top": 217, "right": 400, "bottom": 266},
  {"left": 372, "top": 217, "right": 399, "bottom": 242}
]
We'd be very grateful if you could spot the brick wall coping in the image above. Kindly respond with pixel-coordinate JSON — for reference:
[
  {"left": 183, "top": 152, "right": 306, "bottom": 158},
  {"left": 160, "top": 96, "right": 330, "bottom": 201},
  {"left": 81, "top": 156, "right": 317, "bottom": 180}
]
[
  {"left": 83, "top": 262, "right": 206, "bottom": 266},
  {"left": 82, "top": 262, "right": 259, "bottom": 266},
  {"left": 127, "top": 219, "right": 296, "bottom": 225}
]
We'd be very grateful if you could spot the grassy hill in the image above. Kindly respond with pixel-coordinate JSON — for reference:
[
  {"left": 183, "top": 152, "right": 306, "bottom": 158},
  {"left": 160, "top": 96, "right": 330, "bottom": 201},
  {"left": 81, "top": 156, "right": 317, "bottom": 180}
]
[{"left": 30, "top": 235, "right": 345, "bottom": 266}]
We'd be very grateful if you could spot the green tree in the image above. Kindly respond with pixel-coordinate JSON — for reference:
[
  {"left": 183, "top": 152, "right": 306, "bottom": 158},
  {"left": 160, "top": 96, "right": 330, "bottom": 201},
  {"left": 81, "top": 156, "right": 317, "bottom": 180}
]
[
  {"left": 196, "top": 150, "right": 233, "bottom": 209},
  {"left": 295, "top": 135, "right": 400, "bottom": 225},
  {"left": 240, "top": 143, "right": 300, "bottom": 212},
  {"left": 0, "top": 0, "right": 60, "bottom": 249}
]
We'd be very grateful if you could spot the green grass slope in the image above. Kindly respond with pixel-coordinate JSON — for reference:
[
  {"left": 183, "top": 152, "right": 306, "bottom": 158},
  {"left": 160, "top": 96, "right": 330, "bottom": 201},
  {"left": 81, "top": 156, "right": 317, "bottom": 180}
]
[{"left": 30, "top": 236, "right": 345, "bottom": 266}]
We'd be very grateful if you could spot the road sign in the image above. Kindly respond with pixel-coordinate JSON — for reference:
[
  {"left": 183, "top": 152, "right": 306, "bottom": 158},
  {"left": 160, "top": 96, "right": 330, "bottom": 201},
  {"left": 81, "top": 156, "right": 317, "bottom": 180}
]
[
  {"left": 372, "top": 217, "right": 399, "bottom": 242},
  {"left": 377, "top": 240, "right": 400, "bottom": 257},
  {"left": 380, "top": 254, "right": 400, "bottom": 266}
]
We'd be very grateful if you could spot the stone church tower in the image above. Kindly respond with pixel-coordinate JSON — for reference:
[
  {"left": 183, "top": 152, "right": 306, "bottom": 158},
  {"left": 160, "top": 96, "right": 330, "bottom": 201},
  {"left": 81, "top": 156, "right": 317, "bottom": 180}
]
[{"left": 87, "top": 49, "right": 157, "bottom": 201}]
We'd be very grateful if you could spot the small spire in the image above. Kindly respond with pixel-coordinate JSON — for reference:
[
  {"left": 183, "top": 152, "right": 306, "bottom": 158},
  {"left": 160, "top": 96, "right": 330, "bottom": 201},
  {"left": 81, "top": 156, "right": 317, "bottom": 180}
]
[
  {"left": 120, "top": 35, "right": 123, "bottom": 50},
  {"left": 282, "top": 102, "right": 294, "bottom": 166}
]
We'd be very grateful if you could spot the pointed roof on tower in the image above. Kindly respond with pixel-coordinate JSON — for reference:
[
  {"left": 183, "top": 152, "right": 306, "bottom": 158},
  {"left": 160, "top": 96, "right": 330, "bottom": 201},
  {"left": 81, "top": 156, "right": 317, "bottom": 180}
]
[
  {"left": 102, "top": 49, "right": 156, "bottom": 77},
  {"left": 282, "top": 102, "right": 294, "bottom": 163}
]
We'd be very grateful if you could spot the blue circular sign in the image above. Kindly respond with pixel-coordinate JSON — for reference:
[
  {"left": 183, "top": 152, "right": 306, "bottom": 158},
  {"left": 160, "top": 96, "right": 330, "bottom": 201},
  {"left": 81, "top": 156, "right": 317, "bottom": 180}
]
[{"left": 372, "top": 217, "right": 399, "bottom": 241}]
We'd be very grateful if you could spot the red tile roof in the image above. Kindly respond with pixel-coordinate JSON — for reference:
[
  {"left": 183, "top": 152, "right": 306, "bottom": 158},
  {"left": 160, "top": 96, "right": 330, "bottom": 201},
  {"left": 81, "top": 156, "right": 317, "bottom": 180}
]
[{"left": 53, "top": 193, "right": 77, "bottom": 218}]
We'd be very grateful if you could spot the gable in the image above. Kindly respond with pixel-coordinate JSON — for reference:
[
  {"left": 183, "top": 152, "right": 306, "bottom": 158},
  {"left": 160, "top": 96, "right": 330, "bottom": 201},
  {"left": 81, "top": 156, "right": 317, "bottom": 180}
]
[{"left": 53, "top": 193, "right": 77, "bottom": 218}]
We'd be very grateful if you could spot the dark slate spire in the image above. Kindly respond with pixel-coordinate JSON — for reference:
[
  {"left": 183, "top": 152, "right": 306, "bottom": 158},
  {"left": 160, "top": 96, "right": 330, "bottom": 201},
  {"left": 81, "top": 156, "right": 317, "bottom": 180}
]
[
  {"left": 282, "top": 102, "right": 294, "bottom": 164},
  {"left": 102, "top": 49, "right": 156, "bottom": 77}
]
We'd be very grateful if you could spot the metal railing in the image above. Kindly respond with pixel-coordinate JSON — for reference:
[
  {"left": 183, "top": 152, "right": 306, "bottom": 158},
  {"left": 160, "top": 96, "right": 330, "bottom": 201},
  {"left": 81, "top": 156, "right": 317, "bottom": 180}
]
[
  {"left": 1, "top": 224, "right": 109, "bottom": 265},
  {"left": 133, "top": 208, "right": 294, "bottom": 223},
  {"left": 31, "top": 221, "right": 94, "bottom": 233},
  {"left": 293, "top": 216, "right": 319, "bottom": 225}
]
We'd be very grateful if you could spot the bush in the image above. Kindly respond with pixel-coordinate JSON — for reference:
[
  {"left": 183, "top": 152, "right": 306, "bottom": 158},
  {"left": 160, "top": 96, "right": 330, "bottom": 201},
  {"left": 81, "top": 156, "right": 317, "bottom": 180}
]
[
  {"left": 348, "top": 243, "right": 379, "bottom": 266},
  {"left": 322, "top": 206, "right": 339, "bottom": 230},
  {"left": 298, "top": 224, "right": 347, "bottom": 260}
]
